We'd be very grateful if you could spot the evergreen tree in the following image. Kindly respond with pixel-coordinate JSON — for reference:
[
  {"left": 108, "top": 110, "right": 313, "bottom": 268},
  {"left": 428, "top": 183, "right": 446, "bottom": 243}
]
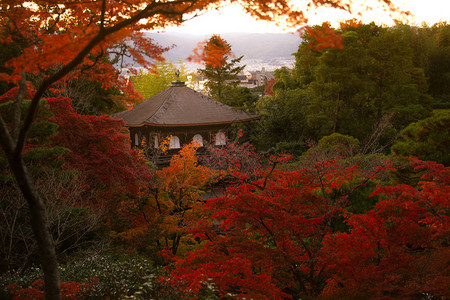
[
  {"left": 426, "top": 23, "right": 450, "bottom": 108},
  {"left": 307, "top": 29, "right": 374, "bottom": 139},
  {"left": 391, "top": 110, "right": 450, "bottom": 165},
  {"left": 294, "top": 22, "right": 432, "bottom": 144},
  {"left": 198, "top": 35, "right": 245, "bottom": 103}
]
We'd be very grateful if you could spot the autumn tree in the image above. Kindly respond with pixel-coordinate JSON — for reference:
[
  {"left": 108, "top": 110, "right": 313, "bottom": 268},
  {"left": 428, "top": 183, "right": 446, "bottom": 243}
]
[
  {"left": 195, "top": 35, "right": 245, "bottom": 103},
  {"left": 167, "top": 156, "right": 385, "bottom": 298},
  {"left": 114, "top": 142, "right": 214, "bottom": 258},
  {"left": 0, "top": 0, "right": 407, "bottom": 298},
  {"left": 165, "top": 153, "right": 449, "bottom": 298},
  {"left": 0, "top": 91, "right": 151, "bottom": 299},
  {"left": 264, "top": 77, "right": 277, "bottom": 96},
  {"left": 0, "top": 90, "right": 151, "bottom": 270},
  {"left": 201, "top": 137, "right": 265, "bottom": 181},
  {"left": 320, "top": 159, "right": 450, "bottom": 298}
]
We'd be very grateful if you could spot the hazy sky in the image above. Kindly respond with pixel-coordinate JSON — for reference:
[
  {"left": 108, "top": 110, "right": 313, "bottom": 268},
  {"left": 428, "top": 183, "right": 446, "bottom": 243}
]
[{"left": 163, "top": 0, "right": 450, "bottom": 34}]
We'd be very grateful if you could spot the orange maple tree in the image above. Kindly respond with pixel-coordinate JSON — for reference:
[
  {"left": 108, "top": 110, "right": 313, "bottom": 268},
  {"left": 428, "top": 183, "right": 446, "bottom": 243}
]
[
  {"left": 115, "top": 142, "right": 215, "bottom": 258},
  {"left": 188, "top": 34, "right": 234, "bottom": 68},
  {"left": 264, "top": 77, "right": 278, "bottom": 96}
]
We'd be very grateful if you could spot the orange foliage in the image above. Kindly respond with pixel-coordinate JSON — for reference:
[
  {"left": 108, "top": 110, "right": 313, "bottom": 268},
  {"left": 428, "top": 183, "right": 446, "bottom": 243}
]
[
  {"left": 188, "top": 34, "right": 233, "bottom": 68},
  {"left": 0, "top": 2, "right": 169, "bottom": 84},
  {"left": 167, "top": 157, "right": 381, "bottom": 298},
  {"left": 0, "top": 0, "right": 401, "bottom": 103},
  {"left": 300, "top": 22, "right": 344, "bottom": 50},
  {"left": 0, "top": 1, "right": 404, "bottom": 297},
  {"left": 115, "top": 142, "right": 216, "bottom": 256},
  {"left": 160, "top": 135, "right": 172, "bottom": 154},
  {"left": 340, "top": 18, "right": 363, "bottom": 30},
  {"left": 166, "top": 157, "right": 449, "bottom": 298}
]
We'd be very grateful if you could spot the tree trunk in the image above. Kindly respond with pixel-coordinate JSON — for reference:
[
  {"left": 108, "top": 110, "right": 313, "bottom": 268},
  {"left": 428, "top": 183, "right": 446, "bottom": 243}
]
[
  {"left": 6, "top": 155, "right": 61, "bottom": 300},
  {"left": 0, "top": 77, "right": 61, "bottom": 299}
]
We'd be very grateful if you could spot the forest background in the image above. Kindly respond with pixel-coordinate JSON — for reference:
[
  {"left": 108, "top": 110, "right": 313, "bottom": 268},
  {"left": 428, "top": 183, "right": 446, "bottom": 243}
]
[{"left": 0, "top": 0, "right": 449, "bottom": 299}]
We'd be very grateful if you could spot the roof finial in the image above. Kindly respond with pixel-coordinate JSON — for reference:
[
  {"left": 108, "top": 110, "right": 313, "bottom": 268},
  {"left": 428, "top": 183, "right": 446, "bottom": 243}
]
[{"left": 171, "top": 69, "right": 185, "bottom": 86}]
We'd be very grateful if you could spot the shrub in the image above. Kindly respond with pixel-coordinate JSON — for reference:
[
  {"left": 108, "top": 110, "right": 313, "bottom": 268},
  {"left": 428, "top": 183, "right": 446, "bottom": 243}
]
[{"left": 391, "top": 110, "right": 450, "bottom": 165}]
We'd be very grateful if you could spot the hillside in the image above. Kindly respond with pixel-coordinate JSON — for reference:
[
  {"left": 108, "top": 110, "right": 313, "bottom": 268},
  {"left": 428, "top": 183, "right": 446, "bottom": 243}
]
[{"left": 144, "top": 31, "right": 301, "bottom": 70}]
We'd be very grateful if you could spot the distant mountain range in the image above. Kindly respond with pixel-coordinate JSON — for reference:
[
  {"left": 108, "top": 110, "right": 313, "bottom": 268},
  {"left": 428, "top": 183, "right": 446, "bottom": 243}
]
[{"left": 143, "top": 32, "right": 302, "bottom": 71}]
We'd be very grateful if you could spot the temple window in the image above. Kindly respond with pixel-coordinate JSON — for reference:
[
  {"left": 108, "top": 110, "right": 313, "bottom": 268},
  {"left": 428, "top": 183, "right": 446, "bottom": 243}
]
[
  {"left": 215, "top": 131, "right": 226, "bottom": 146},
  {"left": 134, "top": 133, "right": 139, "bottom": 146},
  {"left": 169, "top": 135, "right": 181, "bottom": 149},
  {"left": 154, "top": 135, "right": 159, "bottom": 148},
  {"left": 193, "top": 134, "right": 204, "bottom": 147}
]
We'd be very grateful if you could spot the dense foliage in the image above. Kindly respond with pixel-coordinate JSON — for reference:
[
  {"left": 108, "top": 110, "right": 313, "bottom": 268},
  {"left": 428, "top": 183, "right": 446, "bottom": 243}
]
[
  {"left": 392, "top": 109, "right": 450, "bottom": 165},
  {"left": 0, "top": 90, "right": 151, "bottom": 277},
  {"left": 163, "top": 153, "right": 449, "bottom": 299},
  {"left": 1, "top": 96, "right": 449, "bottom": 298},
  {"left": 255, "top": 21, "right": 450, "bottom": 155}
]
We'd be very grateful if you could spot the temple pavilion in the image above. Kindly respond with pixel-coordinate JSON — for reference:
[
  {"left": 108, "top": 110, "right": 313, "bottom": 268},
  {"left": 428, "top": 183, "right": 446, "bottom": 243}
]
[{"left": 113, "top": 80, "right": 262, "bottom": 164}]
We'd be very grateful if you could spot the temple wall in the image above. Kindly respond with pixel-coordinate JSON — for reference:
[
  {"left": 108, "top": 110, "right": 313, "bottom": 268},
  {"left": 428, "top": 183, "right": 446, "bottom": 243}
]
[{"left": 128, "top": 124, "right": 232, "bottom": 166}]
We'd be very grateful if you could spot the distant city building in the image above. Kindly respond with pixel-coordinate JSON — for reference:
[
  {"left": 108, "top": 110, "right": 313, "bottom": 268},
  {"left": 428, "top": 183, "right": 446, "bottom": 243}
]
[{"left": 239, "top": 68, "right": 274, "bottom": 88}]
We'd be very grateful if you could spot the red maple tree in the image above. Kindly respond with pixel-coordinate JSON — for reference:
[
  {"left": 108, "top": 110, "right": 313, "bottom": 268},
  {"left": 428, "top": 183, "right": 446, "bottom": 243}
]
[
  {"left": 320, "top": 158, "right": 450, "bottom": 298},
  {"left": 166, "top": 157, "right": 383, "bottom": 298},
  {"left": 47, "top": 96, "right": 151, "bottom": 196},
  {"left": 162, "top": 156, "right": 449, "bottom": 298}
]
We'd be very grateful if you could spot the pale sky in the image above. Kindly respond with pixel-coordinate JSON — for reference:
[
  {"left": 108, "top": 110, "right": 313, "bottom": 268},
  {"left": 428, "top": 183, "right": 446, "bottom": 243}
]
[{"left": 163, "top": 0, "right": 450, "bottom": 34}]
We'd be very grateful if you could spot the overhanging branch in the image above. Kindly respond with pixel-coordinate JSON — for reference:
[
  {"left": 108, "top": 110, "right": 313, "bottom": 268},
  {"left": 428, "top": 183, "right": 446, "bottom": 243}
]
[{"left": 13, "top": 0, "right": 199, "bottom": 160}]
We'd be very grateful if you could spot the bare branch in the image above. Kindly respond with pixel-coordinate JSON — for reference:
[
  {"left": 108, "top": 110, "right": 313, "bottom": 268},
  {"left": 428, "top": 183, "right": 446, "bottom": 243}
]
[{"left": 361, "top": 112, "right": 397, "bottom": 154}]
